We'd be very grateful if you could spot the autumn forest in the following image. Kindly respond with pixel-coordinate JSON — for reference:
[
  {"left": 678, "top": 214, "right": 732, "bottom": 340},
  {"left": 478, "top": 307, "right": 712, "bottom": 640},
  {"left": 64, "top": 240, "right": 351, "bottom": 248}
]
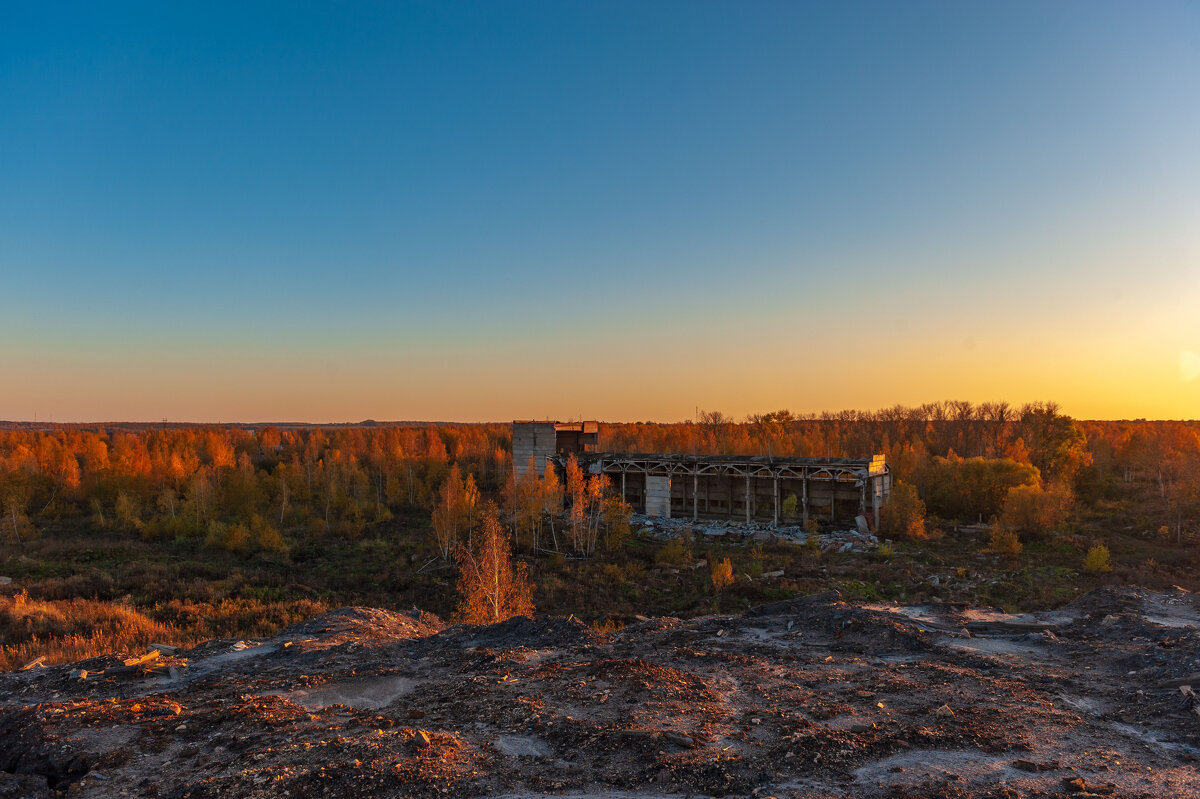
[{"left": 2, "top": 402, "right": 1199, "bottom": 670}]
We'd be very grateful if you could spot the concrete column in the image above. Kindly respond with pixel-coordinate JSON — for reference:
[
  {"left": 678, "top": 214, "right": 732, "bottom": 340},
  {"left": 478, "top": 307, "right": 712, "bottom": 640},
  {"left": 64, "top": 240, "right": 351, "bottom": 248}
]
[
  {"left": 745, "top": 475, "right": 751, "bottom": 523},
  {"left": 830, "top": 483, "right": 837, "bottom": 523},
  {"left": 773, "top": 476, "right": 779, "bottom": 527},
  {"left": 621, "top": 471, "right": 626, "bottom": 503},
  {"left": 692, "top": 473, "right": 698, "bottom": 521},
  {"left": 802, "top": 476, "right": 809, "bottom": 527}
]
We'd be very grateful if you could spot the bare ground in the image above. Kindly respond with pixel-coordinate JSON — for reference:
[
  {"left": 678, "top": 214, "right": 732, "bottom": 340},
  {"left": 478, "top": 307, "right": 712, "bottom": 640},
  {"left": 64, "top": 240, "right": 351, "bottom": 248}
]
[{"left": 1, "top": 588, "right": 1198, "bottom": 798}]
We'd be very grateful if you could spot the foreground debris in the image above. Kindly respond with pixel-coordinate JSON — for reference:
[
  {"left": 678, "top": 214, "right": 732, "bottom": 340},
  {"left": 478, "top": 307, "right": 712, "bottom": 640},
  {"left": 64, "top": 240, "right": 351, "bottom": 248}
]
[
  {"left": 631, "top": 513, "right": 881, "bottom": 553},
  {"left": 2, "top": 589, "right": 1199, "bottom": 798}
]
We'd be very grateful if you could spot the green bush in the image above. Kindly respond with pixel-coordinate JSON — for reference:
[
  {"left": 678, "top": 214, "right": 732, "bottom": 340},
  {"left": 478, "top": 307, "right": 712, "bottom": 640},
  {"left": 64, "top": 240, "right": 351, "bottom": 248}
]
[
  {"left": 655, "top": 536, "right": 692, "bottom": 567},
  {"left": 919, "top": 456, "right": 1040, "bottom": 521},
  {"left": 878, "top": 482, "right": 927, "bottom": 540},
  {"left": 1082, "top": 544, "right": 1112, "bottom": 574}
]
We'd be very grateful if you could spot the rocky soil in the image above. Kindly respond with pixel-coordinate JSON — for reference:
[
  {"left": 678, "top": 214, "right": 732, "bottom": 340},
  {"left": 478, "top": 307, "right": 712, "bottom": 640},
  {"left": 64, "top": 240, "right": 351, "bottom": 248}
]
[{"left": 2, "top": 588, "right": 1199, "bottom": 798}]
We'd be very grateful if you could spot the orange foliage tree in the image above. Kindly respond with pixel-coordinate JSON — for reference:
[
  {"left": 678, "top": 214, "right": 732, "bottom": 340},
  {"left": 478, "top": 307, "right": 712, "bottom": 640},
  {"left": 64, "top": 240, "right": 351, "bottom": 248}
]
[{"left": 453, "top": 502, "right": 534, "bottom": 624}]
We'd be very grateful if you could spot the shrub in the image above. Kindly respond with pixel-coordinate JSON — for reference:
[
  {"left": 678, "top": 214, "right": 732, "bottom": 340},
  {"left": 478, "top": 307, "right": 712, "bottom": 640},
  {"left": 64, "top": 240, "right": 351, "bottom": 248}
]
[
  {"left": 114, "top": 491, "right": 141, "bottom": 531},
  {"left": 655, "top": 537, "right": 692, "bottom": 567},
  {"left": 0, "top": 592, "right": 186, "bottom": 671},
  {"left": 878, "top": 482, "right": 927, "bottom": 540},
  {"left": 590, "top": 618, "right": 622, "bottom": 634},
  {"left": 1083, "top": 544, "right": 1112, "bottom": 574},
  {"left": 919, "top": 456, "right": 1040, "bottom": 521},
  {"left": 205, "top": 521, "right": 250, "bottom": 552},
  {"left": 599, "top": 562, "right": 626, "bottom": 583},
  {"left": 252, "top": 523, "right": 288, "bottom": 554},
  {"left": 1002, "top": 482, "right": 1073, "bottom": 539},
  {"left": 710, "top": 557, "right": 733, "bottom": 592},
  {"left": 876, "top": 541, "right": 895, "bottom": 558},
  {"left": 986, "top": 523, "right": 1023, "bottom": 558},
  {"left": 622, "top": 560, "right": 647, "bottom": 581},
  {"left": 601, "top": 494, "right": 632, "bottom": 551}
]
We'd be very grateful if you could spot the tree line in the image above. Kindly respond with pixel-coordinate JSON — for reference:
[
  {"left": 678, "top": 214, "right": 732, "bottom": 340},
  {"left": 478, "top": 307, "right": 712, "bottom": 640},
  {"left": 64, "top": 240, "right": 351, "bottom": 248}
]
[{"left": 2, "top": 402, "right": 1199, "bottom": 552}]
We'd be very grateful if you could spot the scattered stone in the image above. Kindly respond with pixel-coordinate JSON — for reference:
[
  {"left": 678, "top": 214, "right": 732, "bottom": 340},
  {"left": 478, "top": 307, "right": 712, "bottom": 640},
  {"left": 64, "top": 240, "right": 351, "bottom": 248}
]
[
  {"left": 662, "top": 732, "right": 695, "bottom": 748},
  {"left": 933, "top": 704, "right": 955, "bottom": 719}
]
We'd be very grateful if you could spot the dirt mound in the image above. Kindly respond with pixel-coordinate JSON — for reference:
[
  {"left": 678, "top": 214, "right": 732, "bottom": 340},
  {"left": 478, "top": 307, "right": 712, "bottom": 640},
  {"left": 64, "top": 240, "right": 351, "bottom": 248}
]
[
  {"left": 1062, "top": 586, "right": 1164, "bottom": 618},
  {"left": 276, "top": 606, "right": 444, "bottom": 644},
  {"left": 747, "top": 590, "right": 931, "bottom": 652},
  {"left": 462, "top": 613, "right": 607, "bottom": 649},
  {"left": 2, "top": 592, "right": 1198, "bottom": 798},
  {"left": 745, "top": 588, "right": 845, "bottom": 618}
]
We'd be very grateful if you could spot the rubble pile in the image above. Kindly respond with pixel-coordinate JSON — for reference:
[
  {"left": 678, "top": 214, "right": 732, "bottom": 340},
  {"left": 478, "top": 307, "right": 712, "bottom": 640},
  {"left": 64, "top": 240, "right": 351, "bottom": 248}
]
[
  {"left": 632, "top": 513, "right": 881, "bottom": 553},
  {"left": 2, "top": 588, "right": 1199, "bottom": 797}
]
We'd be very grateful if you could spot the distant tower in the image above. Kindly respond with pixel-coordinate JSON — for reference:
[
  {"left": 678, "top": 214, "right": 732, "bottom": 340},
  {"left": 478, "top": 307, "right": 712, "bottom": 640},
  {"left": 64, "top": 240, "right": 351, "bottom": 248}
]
[{"left": 511, "top": 421, "right": 599, "bottom": 478}]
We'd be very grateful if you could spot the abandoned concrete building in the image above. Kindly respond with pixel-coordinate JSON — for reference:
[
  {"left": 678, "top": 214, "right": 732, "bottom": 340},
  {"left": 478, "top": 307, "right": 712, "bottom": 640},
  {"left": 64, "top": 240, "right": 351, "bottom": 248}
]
[{"left": 512, "top": 421, "right": 892, "bottom": 529}]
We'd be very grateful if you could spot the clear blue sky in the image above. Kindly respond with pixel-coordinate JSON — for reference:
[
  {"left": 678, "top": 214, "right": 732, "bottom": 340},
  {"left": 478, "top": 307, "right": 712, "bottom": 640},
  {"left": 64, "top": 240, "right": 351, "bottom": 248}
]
[{"left": 2, "top": 1, "right": 1198, "bottom": 422}]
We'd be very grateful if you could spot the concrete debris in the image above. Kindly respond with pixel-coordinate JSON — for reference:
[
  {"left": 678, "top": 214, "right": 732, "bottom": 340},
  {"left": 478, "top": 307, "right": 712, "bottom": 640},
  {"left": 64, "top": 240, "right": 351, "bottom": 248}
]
[{"left": 631, "top": 513, "right": 880, "bottom": 552}]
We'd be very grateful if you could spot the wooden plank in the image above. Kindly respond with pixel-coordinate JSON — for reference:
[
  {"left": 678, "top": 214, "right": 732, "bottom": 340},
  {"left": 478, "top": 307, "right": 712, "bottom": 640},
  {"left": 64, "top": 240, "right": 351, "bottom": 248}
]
[{"left": 123, "top": 650, "right": 162, "bottom": 668}]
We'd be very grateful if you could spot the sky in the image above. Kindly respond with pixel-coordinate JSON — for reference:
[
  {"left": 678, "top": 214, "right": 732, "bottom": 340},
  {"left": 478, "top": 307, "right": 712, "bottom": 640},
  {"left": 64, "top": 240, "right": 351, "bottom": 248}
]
[{"left": 2, "top": 1, "right": 1198, "bottom": 423}]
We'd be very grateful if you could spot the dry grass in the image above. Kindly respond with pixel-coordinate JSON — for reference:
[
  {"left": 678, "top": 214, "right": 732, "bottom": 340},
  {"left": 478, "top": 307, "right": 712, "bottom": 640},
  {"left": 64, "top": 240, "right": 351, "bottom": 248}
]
[{"left": 0, "top": 591, "right": 193, "bottom": 671}]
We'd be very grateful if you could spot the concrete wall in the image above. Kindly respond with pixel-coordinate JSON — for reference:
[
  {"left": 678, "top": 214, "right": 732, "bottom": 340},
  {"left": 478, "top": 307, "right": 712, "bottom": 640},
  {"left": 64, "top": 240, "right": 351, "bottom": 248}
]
[
  {"left": 512, "top": 422, "right": 557, "bottom": 480},
  {"left": 644, "top": 475, "right": 672, "bottom": 518}
]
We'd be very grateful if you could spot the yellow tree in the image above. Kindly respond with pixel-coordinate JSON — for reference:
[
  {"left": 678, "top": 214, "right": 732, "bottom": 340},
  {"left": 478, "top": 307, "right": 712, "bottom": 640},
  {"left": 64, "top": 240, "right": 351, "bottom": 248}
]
[
  {"left": 431, "top": 464, "right": 464, "bottom": 559},
  {"left": 583, "top": 474, "right": 605, "bottom": 555},
  {"left": 540, "top": 461, "right": 563, "bottom": 553},
  {"left": 564, "top": 454, "right": 587, "bottom": 554},
  {"left": 462, "top": 472, "right": 480, "bottom": 543},
  {"left": 878, "top": 481, "right": 927, "bottom": 540},
  {"left": 508, "top": 455, "right": 542, "bottom": 553},
  {"left": 454, "top": 502, "right": 535, "bottom": 624}
]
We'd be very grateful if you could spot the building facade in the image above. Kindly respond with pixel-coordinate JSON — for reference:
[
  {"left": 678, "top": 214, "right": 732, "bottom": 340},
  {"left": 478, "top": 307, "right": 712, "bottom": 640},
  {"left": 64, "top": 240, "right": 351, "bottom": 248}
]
[{"left": 512, "top": 421, "right": 892, "bottom": 529}]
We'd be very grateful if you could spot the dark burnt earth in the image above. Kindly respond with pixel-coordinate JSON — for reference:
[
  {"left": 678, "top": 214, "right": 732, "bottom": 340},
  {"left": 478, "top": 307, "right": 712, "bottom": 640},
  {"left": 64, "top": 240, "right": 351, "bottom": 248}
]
[{"left": 2, "top": 588, "right": 1199, "bottom": 798}]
